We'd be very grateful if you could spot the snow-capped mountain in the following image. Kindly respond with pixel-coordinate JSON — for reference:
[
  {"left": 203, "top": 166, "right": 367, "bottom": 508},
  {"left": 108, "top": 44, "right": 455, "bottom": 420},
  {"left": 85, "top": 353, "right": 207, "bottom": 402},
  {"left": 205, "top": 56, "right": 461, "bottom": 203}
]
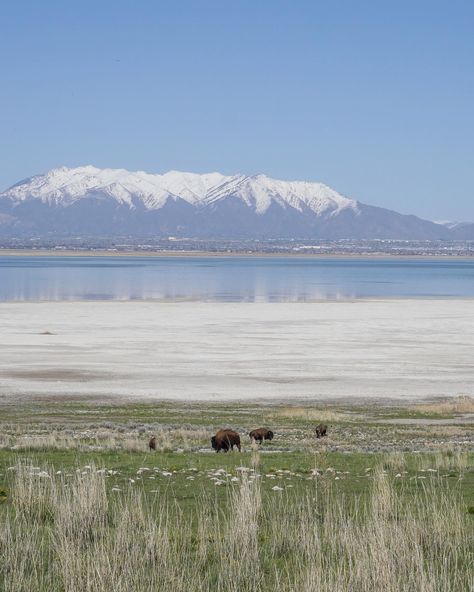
[
  {"left": 0, "top": 165, "right": 461, "bottom": 239},
  {"left": 4, "top": 166, "right": 228, "bottom": 209},
  {"left": 2, "top": 166, "right": 356, "bottom": 216}
]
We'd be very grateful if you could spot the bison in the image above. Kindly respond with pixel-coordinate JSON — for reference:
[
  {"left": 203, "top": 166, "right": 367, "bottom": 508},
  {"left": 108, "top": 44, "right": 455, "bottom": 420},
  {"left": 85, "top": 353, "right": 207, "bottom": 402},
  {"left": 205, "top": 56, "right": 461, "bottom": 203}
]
[
  {"left": 315, "top": 424, "right": 328, "bottom": 439},
  {"left": 148, "top": 436, "right": 157, "bottom": 451},
  {"left": 249, "top": 428, "right": 274, "bottom": 443},
  {"left": 211, "top": 429, "right": 241, "bottom": 453}
]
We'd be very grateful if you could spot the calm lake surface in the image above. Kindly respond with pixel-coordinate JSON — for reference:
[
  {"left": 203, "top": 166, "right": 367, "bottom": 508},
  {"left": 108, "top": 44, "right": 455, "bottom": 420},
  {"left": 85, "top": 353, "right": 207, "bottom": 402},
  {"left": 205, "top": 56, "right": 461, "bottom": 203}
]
[{"left": 0, "top": 255, "right": 473, "bottom": 301}]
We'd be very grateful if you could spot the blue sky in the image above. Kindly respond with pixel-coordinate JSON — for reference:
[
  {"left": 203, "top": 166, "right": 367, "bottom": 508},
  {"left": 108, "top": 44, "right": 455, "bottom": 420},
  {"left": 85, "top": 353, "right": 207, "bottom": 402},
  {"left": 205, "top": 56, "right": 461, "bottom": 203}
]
[{"left": 1, "top": 1, "right": 473, "bottom": 220}]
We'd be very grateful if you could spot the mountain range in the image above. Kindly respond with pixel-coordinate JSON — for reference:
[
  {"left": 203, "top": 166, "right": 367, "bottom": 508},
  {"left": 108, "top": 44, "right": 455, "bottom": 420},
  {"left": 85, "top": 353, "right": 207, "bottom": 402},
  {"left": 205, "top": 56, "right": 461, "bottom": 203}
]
[{"left": 0, "top": 166, "right": 472, "bottom": 240}]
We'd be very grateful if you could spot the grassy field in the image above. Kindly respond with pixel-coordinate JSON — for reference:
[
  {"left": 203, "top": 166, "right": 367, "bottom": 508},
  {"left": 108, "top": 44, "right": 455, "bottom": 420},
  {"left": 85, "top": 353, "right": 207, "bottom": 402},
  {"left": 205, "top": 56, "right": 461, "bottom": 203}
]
[{"left": 1, "top": 397, "right": 473, "bottom": 591}]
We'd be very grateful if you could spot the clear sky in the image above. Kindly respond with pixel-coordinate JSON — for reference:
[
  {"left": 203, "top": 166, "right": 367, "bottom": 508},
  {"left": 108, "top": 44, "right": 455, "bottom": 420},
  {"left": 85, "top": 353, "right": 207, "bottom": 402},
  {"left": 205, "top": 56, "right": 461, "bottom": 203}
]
[{"left": 1, "top": 1, "right": 473, "bottom": 221}]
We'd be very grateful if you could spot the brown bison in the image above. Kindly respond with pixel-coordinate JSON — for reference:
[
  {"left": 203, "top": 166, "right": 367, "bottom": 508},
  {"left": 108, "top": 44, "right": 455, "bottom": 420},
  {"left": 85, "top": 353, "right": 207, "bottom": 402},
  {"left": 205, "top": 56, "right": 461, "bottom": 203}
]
[
  {"left": 211, "top": 429, "right": 241, "bottom": 453},
  {"left": 315, "top": 424, "right": 328, "bottom": 439},
  {"left": 249, "top": 428, "right": 274, "bottom": 443},
  {"left": 148, "top": 436, "right": 157, "bottom": 451}
]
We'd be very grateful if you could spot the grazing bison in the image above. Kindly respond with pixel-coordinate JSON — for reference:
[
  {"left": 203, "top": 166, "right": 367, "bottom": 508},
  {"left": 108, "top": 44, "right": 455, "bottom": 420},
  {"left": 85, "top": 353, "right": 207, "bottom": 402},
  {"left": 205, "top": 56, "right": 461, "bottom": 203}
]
[
  {"left": 315, "top": 424, "right": 328, "bottom": 439},
  {"left": 249, "top": 428, "right": 274, "bottom": 443},
  {"left": 211, "top": 429, "right": 241, "bottom": 453},
  {"left": 148, "top": 436, "right": 157, "bottom": 451}
]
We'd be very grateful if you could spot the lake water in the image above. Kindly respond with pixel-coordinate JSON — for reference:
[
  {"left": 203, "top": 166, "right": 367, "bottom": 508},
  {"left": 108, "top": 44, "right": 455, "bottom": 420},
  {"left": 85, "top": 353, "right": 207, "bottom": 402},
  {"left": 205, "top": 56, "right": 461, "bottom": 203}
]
[{"left": 0, "top": 255, "right": 473, "bottom": 301}]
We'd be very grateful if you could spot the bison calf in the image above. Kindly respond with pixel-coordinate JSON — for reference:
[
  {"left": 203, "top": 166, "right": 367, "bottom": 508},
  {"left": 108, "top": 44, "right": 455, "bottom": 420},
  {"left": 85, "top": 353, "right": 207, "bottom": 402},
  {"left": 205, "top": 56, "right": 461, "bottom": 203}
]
[
  {"left": 211, "top": 429, "right": 241, "bottom": 453},
  {"left": 315, "top": 424, "right": 327, "bottom": 439},
  {"left": 249, "top": 428, "right": 274, "bottom": 443}
]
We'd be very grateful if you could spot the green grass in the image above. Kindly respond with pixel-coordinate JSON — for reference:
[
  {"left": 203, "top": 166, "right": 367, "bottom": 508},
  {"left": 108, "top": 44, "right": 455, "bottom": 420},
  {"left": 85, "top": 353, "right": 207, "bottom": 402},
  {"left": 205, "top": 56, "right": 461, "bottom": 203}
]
[{"left": 1, "top": 449, "right": 473, "bottom": 510}]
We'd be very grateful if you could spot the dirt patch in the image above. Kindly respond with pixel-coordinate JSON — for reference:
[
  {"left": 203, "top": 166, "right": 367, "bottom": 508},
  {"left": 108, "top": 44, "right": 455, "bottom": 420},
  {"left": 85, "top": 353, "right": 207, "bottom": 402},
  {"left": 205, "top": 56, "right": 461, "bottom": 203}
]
[{"left": 2, "top": 369, "right": 112, "bottom": 382}]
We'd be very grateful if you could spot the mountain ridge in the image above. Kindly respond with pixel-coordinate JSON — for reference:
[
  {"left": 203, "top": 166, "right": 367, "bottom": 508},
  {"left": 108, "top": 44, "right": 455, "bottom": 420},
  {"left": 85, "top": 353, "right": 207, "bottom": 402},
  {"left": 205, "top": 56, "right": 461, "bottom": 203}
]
[
  {"left": 0, "top": 165, "right": 357, "bottom": 215},
  {"left": 0, "top": 165, "right": 469, "bottom": 240}
]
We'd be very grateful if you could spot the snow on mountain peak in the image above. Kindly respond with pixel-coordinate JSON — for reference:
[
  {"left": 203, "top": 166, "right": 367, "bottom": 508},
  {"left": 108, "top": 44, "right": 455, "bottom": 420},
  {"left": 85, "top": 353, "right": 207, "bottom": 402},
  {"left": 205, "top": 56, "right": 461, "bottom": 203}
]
[
  {"left": 2, "top": 166, "right": 229, "bottom": 209},
  {"left": 204, "top": 172, "right": 357, "bottom": 215},
  {"left": 160, "top": 170, "right": 229, "bottom": 203},
  {"left": 1, "top": 166, "right": 358, "bottom": 216}
]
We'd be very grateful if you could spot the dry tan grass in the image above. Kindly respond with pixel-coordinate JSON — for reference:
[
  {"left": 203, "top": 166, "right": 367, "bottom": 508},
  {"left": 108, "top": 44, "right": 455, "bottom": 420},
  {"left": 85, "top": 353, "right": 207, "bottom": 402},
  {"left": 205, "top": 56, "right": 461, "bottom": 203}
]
[
  {"left": 0, "top": 427, "right": 210, "bottom": 453},
  {"left": 11, "top": 434, "right": 77, "bottom": 451},
  {"left": 384, "top": 451, "right": 406, "bottom": 472},
  {"left": 1, "top": 453, "right": 472, "bottom": 591},
  {"left": 427, "top": 425, "right": 471, "bottom": 437},
  {"left": 218, "top": 473, "right": 262, "bottom": 591},
  {"left": 274, "top": 406, "right": 349, "bottom": 423},
  {"left": 411, "top": 395, "right": 474, "bottom": 415},
  {"left": 416, "top": 449, "right": 471, "bottom": 472}
]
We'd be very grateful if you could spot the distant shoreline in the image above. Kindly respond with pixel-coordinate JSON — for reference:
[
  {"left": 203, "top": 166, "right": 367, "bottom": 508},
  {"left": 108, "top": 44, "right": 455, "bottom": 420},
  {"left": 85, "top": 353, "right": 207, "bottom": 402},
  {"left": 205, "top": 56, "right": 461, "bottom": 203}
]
[{"left": 0, "top": 248, "right": 473, "bottom": 260}]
